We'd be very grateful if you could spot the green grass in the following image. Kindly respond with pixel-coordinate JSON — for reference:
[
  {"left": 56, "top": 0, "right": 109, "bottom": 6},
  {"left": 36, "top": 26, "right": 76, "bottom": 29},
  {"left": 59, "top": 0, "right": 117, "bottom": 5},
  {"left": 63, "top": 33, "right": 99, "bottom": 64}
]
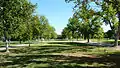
[
  {"left": 91, "top": 39, "right": 120, "bottom": 44},
  {"left": 102, "top": 39, "right": 120, "bottom": 44},
  {"left": 0, "top": 42, "right": 120, "bottom": 68}
]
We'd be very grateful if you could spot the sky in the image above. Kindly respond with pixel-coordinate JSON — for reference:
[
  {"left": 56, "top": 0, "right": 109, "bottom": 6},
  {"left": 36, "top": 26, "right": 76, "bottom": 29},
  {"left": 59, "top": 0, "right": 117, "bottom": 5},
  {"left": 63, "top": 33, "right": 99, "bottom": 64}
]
[{"left": 30, "top": 0, "right": 110, "bottom": 35}]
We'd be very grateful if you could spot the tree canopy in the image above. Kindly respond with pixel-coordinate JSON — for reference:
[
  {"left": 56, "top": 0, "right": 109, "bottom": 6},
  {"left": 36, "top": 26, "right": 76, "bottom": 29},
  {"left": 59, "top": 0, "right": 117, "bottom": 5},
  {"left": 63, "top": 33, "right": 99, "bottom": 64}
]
[
  {"left": 0, "top": 0, "right": 57, "bottom": 51},
  {"left": 65, "top": 0, "right": 120, "bottom": 46}
]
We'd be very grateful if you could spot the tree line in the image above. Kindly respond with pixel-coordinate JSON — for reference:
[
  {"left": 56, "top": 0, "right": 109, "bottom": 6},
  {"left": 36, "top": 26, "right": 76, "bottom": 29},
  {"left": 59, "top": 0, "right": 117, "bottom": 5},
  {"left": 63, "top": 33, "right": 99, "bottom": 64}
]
[
  {"left": 62, "top": 14, "right": 104, "bottom": 42},
  {"left": 64, "top": 0, "right": 120, "bottom": 46},
  {"left": 0, "top": 0, "right": 57, "bottom": 52}
]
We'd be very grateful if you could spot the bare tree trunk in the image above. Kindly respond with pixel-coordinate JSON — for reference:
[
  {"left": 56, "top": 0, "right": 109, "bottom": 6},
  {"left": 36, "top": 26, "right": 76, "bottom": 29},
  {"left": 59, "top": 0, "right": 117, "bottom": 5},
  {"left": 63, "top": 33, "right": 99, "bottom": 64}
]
[
  {"left": 87, "top": 38, "right": 90, "bottom": 43},
  {"left": 71, "top": 31, "right": 74, "bottom": 42},
  {"left": 77, "top": 37, "right": 78, "bottom": 41},
  {"left": 114, "top": 12, "right": 120, "bottom": 46},
  {"left": 114, "top": 33, "right": 118, "bottom": 46},
  {"left": 114, "top": 26, "right": 120, "bottom": 46},
  {"left": 28, "top": 39, "right": 30, "bottom": 47},
  {"left": 19, "top": 39, "right": 22, "bottom": 44},
  {"left": 4, "top": 29, "right": 9, "bottom": 52},
  {"left": 8, "top": 39, "right": 10, "bottom": 46},
  {"left": 87, "top": 34, "right": 90, "bottom": 43},
  {"left": 6, "top": 40, "right": 9, "bottom": 52}
]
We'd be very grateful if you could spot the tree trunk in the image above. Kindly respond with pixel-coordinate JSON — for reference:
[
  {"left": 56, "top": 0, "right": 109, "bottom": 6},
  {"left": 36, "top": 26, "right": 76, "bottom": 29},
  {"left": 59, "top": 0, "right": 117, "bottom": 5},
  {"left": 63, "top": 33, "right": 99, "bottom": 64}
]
[
  {"left": 71, "top": 31, "right": 74, "bottom": 42},
  {"left": 28, "top": 40, "right": 30, "bottom": 47},
  {"left": 115, "top": 12, "right": 120, "bottom": 46},
  {"left": 87, "top": 34, "right": 90, "bottom": 43},
  {"left": 19, "top": 39, "right": 22, "bottom": 44},
  {"left": 77, "top": 37, "right": 78, "bottom": 41},
  {"left": 87, "top": 38, "right": 90, "bottom": 43},
  {"left": 4, "top": 30, "right": 9, "bottom": 52},
  {"left": 114, "top": 32, "right": 118, "bottom": 46},
  {"left": 8, "top": 39, "right": 10, "bottom": 46},
  {"left": 114, "top": 25, "right": 120, "bottom": 46},
  {"left": 6, "top": 40, "right": 9, "bottom": 52},
  {"left": 114, "top": 12, "right": 120, "bottom": 46}
]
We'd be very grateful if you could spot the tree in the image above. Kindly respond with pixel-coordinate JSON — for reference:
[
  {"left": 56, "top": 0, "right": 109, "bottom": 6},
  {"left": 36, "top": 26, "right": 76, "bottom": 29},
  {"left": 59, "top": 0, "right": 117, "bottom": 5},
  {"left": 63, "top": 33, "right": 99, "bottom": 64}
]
[
  {"left": 62, "top": 10, "right": 104, "bottom": 42},
  {"left": 62, "top": 27, "right": 72, "bottom": 39},
  {"left": 65, "top": 0, "right": 120, "bottom": 46},
  {"left": 49, "top": 27, "right": 57, "bottom": 39},
  {"left": 101, "top": 1, "right": 120, "bottom": 46},
  {"left": 39, "top": 16, "right": 48, "bottom": 39},
  {"left": 65, "top": 0, "right": 120, "bottom": 45},
  {"left": 104, "top": 30, "right": 114, "bottom": 39},
  {"left": 16, "top": 15, "right": 57, "bottom": 42},
  {"left": 39, "top": 16, "right": 57, "bottom": 40},
  {"left": 14, "top": 23, "right": 27, "bottom": 44},
  {"left": 67, "top": 16, "right": 79, "bottom": 39},
  {"left": 93, "top": 27, "right": 104, "bottom": 39},
  {"left": 73, "top": 5, "right": 103, "bottom": 42},
  {"left": 31, "top": 15, "right": 41, "bottom": 40},
  {"left": 0, "top": 0, "right": 36, "bottom": 51}
]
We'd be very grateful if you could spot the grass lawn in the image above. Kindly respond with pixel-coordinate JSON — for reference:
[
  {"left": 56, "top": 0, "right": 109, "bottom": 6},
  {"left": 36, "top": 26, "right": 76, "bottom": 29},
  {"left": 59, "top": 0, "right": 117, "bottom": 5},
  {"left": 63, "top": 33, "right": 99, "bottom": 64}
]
[
  {"left": 0, "top": 42, "right": 120, "bottom": 68},
  {"left": 91, "top": 39, "right": 120, "bottom": 44},
  {"left": 102, "top": 40, "right": 120, "bottom": 44}
]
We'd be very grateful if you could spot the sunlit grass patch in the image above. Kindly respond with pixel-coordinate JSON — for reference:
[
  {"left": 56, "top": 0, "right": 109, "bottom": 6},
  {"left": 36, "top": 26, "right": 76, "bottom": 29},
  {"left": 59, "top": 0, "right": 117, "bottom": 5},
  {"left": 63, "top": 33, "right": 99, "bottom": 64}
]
[
  {"left": 78, "top": 62, "right": 115, "bottom": 67},
  {"left": 26, "top": 63, "right": 50, "bottom": 68}
]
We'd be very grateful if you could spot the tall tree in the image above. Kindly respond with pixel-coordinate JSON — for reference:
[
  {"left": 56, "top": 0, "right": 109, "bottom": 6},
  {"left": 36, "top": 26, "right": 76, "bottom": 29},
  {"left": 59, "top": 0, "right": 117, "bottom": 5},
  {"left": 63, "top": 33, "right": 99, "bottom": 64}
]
[
  {"left": 65, "top": 0, "right": 119, "bottom": 45},
  {"left": 62, "top": 27, "right": 72, "bottom": 39},
  {"left": 74, "top": 5, "right": 103, "bottom": 42},
  {"left": 31, "top": 15, "right": 41, "bottom": 40},
  {"left": 39, "top": 16, "right": 57, "bottom": 40},
  {"left": 101, "top": 1, "right": 120, "bottom": 46},
  {"left": 67, "top": 16, "right": 79, "bottom": 39},
  {"left": 0, "top": 0, "right": 36, "bottom": 51}
]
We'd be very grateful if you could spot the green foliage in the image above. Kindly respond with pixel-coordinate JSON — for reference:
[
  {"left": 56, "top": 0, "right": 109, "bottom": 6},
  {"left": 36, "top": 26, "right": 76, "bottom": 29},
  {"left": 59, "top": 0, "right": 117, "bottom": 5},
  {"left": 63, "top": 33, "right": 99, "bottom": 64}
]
[
  {"left": 75, "top": 4, "right": 104, "bottom": 40},
  {"left": 0, "top": 0, "right": 57, "bottom": 43},
  {"left": 65, "top": 0, "right": 120, "bottom": 44},
  {"left": 102, "top": 3, "right": 118, "bottom": 30},
  {"left": 62, "top": 2, "right": 104, "bottom": 41},
  {"left": 0, "top": 0, "right": 36, "bottom": 41},
  {"left": 39, "top": 16, "right": 57, "bottom": 39},
  {"left": 13, "top": 15, "right": 57, "bottom": 41},
  {"left": 93, "top": 28, "right": 104, "bottom": 39},
  {"left": 31, "top": 15, "right": 41, "bottom": 39},
  {"left": 104, "top": 30, "right": 114, "bottom": 39},
  {"left": 62, "top": 27, "right": 72, "bottom": 39},
  {"left": 101, "top": 0, "right": 120, "bottom": 46}
]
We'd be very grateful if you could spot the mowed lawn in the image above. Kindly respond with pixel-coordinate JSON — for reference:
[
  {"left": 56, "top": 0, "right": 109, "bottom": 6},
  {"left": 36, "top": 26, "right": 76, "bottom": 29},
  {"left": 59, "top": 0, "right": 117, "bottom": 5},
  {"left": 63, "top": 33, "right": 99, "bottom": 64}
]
[{"left": 0, "top": 42, "right": 120, "bottom": 68}]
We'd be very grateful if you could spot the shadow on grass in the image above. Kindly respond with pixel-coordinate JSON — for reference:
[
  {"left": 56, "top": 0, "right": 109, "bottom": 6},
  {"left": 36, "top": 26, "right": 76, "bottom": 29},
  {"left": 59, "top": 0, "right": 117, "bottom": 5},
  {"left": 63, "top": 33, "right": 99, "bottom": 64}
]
[
  {"left": 103, "top": 40, "right": 120, "bottom": 45},
  {"left": 47, "top": 41, "right": 116, "bottom": 47},
  {"left": 0, "top": 42, "right": 98, "bottom": 54},
  {"left": 47, "top": 42, "right": 90, "bottom": 46},
  {"left": 8, "top": 45, "right": 94, "bottom": 54},
  {"left": 0, "top": 46, "right": 5, "bottom": 47},
  {"left": 1, "top": 42, "right": 120, "bottom": 68},
  {"left": 0, "top": 53, "right": 120, "bottom": 68}
]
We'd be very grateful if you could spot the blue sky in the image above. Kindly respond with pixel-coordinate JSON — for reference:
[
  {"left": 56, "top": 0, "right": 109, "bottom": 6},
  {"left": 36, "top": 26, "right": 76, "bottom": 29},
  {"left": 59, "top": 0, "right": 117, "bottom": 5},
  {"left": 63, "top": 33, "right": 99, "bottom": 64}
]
[
  {"left": 30, "top": 0, "right": 110, "bottom": 35},
  {"left": 31, "top": 0, "right": 74, "bottom": 35}
]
